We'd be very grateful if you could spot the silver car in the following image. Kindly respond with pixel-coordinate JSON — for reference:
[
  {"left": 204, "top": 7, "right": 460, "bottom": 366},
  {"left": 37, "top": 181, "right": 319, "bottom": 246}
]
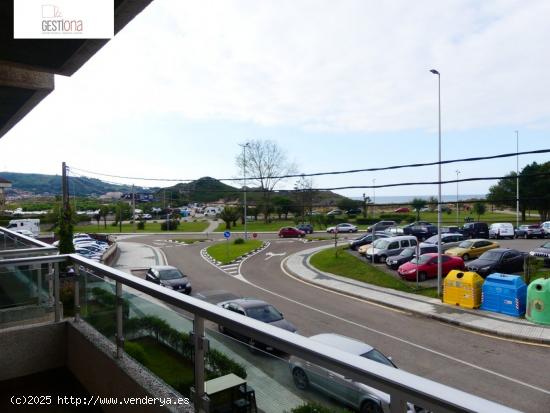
[
  {"left": 421, "top": 233, "right": 465, "bottom": 252},
  {"left": 290, "top": 333, "right": 416, "bottom": 413}
]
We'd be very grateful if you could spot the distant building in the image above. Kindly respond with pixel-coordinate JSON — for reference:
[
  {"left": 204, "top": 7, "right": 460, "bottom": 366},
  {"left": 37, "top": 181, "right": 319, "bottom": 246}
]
[
  {"left": 121, "top": 192, "right": 155, "bottom": 203},
  {"left": 0, "top": 177, "right": 12, "bottom": 210},
  {"left": 99, "top": 191, "right": 124, "bottom": 200}
]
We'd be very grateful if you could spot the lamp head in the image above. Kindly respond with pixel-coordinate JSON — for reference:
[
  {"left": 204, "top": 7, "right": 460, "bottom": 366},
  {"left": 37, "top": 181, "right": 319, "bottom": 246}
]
[{"left": 430, "top": 69, "right": 440, "bottom": 75}]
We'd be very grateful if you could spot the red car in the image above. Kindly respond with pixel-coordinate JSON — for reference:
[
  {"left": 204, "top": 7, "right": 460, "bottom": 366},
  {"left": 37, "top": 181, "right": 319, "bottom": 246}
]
[
  {"left": 278, "top": 227, "right": 305, "bottom": 238},
  {"left": 394, "top": 207, "right": 411, "bottom": 213},
  {"left": 397, "top": 253, "right": 464, "bottom": 281}
]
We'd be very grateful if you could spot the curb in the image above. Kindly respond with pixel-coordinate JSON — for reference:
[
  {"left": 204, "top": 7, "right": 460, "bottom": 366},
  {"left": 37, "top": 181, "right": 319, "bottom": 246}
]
[
  {"left": 282, "top": 248, "right": 550, "bottom": 345},
  {"left": 200, "top": 242, "right": 271, "bottom": 274}
]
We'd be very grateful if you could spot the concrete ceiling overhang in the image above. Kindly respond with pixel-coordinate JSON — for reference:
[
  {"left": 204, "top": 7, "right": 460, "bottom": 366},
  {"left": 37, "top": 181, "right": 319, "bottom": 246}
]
[{"left": 0, "top": 0, "right": 153, "bottom": 139}]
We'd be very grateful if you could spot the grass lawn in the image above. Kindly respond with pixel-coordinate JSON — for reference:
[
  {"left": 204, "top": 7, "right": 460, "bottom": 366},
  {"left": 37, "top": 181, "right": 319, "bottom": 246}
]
[
  {"left": 310, "top": 247, "right": 438, "bottom": 298},
  {"left": 207, "top": 239, "right": 263, "bottom": 264},
  {"left": 130, "top": 337, "right": 194, "bottom": 391},
  {"left": 75, "top": 221, "right": 209, "bottom": 233}
]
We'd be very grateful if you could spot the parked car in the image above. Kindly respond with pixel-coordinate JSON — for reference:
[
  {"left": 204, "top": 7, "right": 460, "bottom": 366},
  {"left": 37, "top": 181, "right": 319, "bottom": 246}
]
[
  {"left": 515, "top": 224, "right": 544, "bottom": 239},
  {"left": 365, "top": 235, "right": 418, "bottom": 263},
  {"left": 488, "top": 223, "right": 515, "bottom": 239},
  {"left": 384, "top": 226, "right": 405, "bottom": 236},
  {"left": 441, "top": 226, "right": 461, "bottom": 234},
  {"left": 218, "top": 298, "right": 297, "bottom": 351},
  {"left": 290, "top": 333, "right": 411, "bottom": 413},
  {"left": 346, "top": 208, "right": 362, "bottom": 215},
  {"left": 326, "top": 209, "right": 343, "bottom": 216},
  {"left": 279, "top": 227, "right": 305, "bottom": 238},
  {"left": 385, "top": 244, "right": 438, "bottom": 270},
  {"left": 542, "top": 221, "right": 550, "bottom": 237},
  {"left": 398, "top": 253, "right": 465, "bottom": 281},
  {"left": 445, "top": 239, "right": 499, "bottom": 261},
  {"left": 529, "top": 241, "right": 550, "bottom": 266},
  {"left": 296, "top": 223, "right": 314, "bottom": 234},
  {"left": 351, "top": 232, "right": 389, "bottom": 251},
  {"left": 394, "top": 207, "right": 410, "bottom": 213},
  {"left": 367, "top": 221, "right": 397, "bottom": 232},
  {"left": 467, "top": 248, "right": 525, "bottom": 277},
  {"left": 145, "top": 265, "right": 192, "bottom": 294},
  {"left": 421, "top": 233, "right": 466, "bottom": 252},
  {"left": 327, "top": 223, "right": 358, "bottom": 233},
  {"left": 14, "top": 229, "right": 36, "bottom": 238},
  {"left": 460, "top": 222, "right": 489, "bottom": 239},
  {"left": 74, "top": 248, "right": 102, "bottom": 261},
  {"left": 402, "top": 223, "right": 438, "bottom": 241}
]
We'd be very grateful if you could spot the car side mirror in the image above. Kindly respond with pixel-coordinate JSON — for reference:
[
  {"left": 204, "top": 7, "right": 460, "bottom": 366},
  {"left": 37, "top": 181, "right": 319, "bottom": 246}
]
[{"left": 388, "top": 356, "right": 393, "bottom": 361}]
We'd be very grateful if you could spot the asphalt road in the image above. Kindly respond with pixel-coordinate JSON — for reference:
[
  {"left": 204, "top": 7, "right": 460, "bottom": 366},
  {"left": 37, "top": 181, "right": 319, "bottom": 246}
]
[{"left": 127, "top": 233, "right": 550, "bottom": 413}]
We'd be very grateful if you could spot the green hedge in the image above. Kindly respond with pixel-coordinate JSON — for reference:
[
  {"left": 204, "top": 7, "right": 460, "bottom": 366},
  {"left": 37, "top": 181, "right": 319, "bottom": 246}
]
[
  {"left": 161, "top": 220, "right": 180, "bottom": 231},
  {"left": 356, "top": 218, "right": 378, "bottom": 225},
  {"left": 124, "top": 341, "right": 149, "bottom": 365}
]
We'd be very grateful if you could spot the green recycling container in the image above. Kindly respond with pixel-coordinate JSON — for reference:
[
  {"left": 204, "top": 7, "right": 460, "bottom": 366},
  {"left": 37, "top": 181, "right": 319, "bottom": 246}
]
[{"left": 526, "top": 278, "right": 550, "bottom": 325}]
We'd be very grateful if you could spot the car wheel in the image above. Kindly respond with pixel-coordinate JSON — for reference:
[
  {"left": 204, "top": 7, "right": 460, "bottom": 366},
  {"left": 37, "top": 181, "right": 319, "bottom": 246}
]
[
  {"left": 418, "top": 271, "right": 427, "bottom": 282},
  {"left": 379, "top": 255, "right": 387, "bottom": 263},
  {"left": 463, "top": 253, "right": 470, "bottom": 261},
  {"left": 292, "top": 367, "right": 309, "bottom": 390},
  {"left": 360, "top": 400, "right": 383, "bottom": 413}
]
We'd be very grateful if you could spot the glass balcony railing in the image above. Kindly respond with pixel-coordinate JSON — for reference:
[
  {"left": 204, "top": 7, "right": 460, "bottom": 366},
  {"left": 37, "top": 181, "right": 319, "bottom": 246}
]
[
  {"left": 0, "top": 252, "right": 520, "bottom": 413},
  {"left": 0, "top": 226, "right": 58, "bottom": 259}
]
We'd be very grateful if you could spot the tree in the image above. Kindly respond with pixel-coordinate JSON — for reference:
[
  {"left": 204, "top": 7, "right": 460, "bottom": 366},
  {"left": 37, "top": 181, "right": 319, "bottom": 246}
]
[
  {"left": 336, "top": 198, "right": 362, "bottom": 213},
  {"left": 272, "top": 196, "right": 294, "bottom": 220},
  {"left": 100, "top": 205, "right": 110, "bottom": 229},
  {"left": 219, "top": 207, "right": 240, "bottom": 229},
  {"left": 58, "top": 204, "right": 75, "bottom": 254},
  {"left": 411, "top": 198, "right": 427, "bottom": 221},
  {"left": 473, "top": 202, "right": 486, "bottom": 221},
  {"left": 236, "top": 140, "right": 297, "bottom": 223},
  {"left": 427, "top": 196, "right": 438, "bottom": 212},
  {"left": 294, "top": 175, "right": 315, "bottom": 221}
]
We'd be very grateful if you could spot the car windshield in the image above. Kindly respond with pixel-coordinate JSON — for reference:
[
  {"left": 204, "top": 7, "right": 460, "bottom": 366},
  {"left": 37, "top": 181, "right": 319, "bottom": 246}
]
[
  {"left": 542, "top": 242, "right": 550, "bottom": 249},
  {"left": 158, "top": 268, "right": 184, "bottom": 280},
  {"left": 373, "top": 239, "right": 389, "bottom": 249},
  {"left": 246, "top": 305, "right": 283, "bottom": 323},
  {"left": 479, "top": 251, "right": 502, "bottom": 261},
  {"left": 458, "top": 241, "right": 473, "bottom": 248},
  {"left": 400, "top": 248, "right": 415, "bottom": 257},
  {"left": 361, "top": 349, "right": 396, "bottom": 368},
  {"left": 411, "top": 255, "right": 432, "bottom": 265}
]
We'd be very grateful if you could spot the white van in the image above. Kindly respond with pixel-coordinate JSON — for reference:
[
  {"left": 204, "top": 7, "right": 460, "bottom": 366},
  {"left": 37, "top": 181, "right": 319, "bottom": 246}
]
[
  {"left": 365, "top": 235, "right": 418, "bottom": 263},
  {"left": 6, "top": 219, "right": 40, "bottom": 236},
  {"left": 488, "top": 223, "right": 514, "bottom": 239}
]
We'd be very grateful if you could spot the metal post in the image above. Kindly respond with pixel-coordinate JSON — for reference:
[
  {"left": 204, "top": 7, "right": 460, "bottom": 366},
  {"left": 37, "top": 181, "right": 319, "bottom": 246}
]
[
  {"left": 372, "top": 179, "right": 376, "bottom": 218},
  {"left": 456, "top": 170, "right": 460, "bottom": 226},
  {"left": 74, "top": 266, "right": 81, "bottom": 322},
  {"left": 193, "top": 316, "right": 208, "bottom": 412},
  {"left": 132, "top": 184, "right": 136, "bottom": 233},
  {"left": 53, "top": 262, "right": 61, "bottom": 322},
  {"left": 516, "top": 130, "right": 519, "bottom": 229},
  {"left": 430, "top": 69, "right": 442, "bottom": 297},
  {"left": 241, "top": 142, "right": 249, "bottom": 240},
  {"left": 115, "top": 281, "right": 124, "bottom": 359},
  {"left": 36, "top": 265, "right": 42, "bottom": 305}
]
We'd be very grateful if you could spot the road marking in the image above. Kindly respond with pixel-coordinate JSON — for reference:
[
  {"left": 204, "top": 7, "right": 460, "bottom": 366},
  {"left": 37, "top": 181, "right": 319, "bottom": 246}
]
[
  {"left": 234, "top": 255, "right": 550, "bottom": 396},
  {"left": 265, "top": 251, "right": 287, "bottom": 260}
]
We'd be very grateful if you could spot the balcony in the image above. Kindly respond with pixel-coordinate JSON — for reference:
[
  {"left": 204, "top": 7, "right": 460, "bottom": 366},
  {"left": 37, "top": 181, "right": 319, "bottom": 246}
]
[{"left": 0, "top": 227, "right": 517, "bottom": 413}]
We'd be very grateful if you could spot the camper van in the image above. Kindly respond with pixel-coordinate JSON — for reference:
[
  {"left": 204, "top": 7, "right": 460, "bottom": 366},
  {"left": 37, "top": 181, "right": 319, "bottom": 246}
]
[{"left": 6, "top": 219, "right": 41, "bottom": 236}]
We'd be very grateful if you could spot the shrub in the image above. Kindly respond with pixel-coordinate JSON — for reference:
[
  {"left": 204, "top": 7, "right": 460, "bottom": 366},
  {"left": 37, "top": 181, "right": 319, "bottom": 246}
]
[
  {"left": 233, "top": 237, "right": 245, "bottom": 245},
  {"left": 356, "top": 218, "right": 378, "bottom": 225},
  {"left": 111, "top": 221, "right": 118, "bottom": 226},
  {"left": 125, "top": 342, "right": 148, "bottom": 365},
  {"left": 379, "top": 213, "right": 415, "bottom": 223},
  {"left": 291, "top": 402, "right": 351, "bottom": 413},
  {"left": 137, "top": 221, "right": 145, "bottom": 230},
  {"left": 347, "top": 214, "right": 357, "bottom": 220},
  {"left": 161, "top": 220, "right": 180, "bottom": 231}
]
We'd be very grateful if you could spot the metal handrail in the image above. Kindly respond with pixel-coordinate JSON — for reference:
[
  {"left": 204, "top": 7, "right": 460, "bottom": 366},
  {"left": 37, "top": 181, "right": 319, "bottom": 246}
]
[
  {"left": 0, "top": 253, "right": 518, "bottom": 413},
  {"left": 0, "top": 226, "right": 58, "bottom": 257}
]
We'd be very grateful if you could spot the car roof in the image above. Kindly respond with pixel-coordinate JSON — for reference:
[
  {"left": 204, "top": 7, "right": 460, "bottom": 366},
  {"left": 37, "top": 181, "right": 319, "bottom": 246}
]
[
  {"left": 150, "top": 265, "right": 179, "bottom": 271},
  {"left": 309, "top": 333, "right": 373, "bottom": 355},
  {"left": 380, "top": 235, "right": 416, "bottom": 241},
  {"left": 218, "top": 297, "right": 270, "bottom": 309}
]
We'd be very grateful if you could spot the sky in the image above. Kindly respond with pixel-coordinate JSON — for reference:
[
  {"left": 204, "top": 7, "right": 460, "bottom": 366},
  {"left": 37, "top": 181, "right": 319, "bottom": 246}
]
[{"left": 1, "top": 0, "right": 549, "bottom": 199}]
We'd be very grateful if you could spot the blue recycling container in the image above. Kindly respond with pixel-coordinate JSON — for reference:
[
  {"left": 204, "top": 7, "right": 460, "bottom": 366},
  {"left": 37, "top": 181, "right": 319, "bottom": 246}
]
[{"left": 480, "top": 273, "right": 527, "bottom": 317}]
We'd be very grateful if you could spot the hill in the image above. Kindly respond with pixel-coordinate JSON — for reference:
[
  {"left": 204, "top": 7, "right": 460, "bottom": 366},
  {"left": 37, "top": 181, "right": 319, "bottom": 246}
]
[
  {"left": 158, "top": 176, "right": 347, "bottom": 206},
  {"left": 0, "top": 172, "right": 152, "bottom": 197}
]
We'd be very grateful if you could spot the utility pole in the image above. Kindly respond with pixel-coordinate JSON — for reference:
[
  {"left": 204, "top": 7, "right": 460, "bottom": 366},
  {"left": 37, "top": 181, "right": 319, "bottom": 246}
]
[
  {"left": 516, "top": 130, "right": 519, "bottom": 229},
  {"left": 62, "top": 162, "right": 69, "bottom": 211},
  {"left": 132, "top": 184, "right": 136, "bottom": 232},
  {"left": 240, "top": 142, "right": 250, "bottom": 240},
  {"left": 456, "top": 170, "right": 460, "bottom": 226}
]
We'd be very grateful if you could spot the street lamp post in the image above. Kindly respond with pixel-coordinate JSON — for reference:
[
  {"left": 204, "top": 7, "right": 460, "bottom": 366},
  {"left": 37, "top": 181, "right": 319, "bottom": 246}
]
[
  {"left": 456, "top": 170, "right": 460, "bottom": 226},
  {"left": 430, "top": 68, "right": 442, "bottom": 297},
  {"left": 515, "top": 131, "right": 519, "bottom": 229},
  {"left": 240, "top": 142, "right": 250, "bottom": 240},
  {"left": 372, "top": 179, "right": 376, "bottom": 218}
]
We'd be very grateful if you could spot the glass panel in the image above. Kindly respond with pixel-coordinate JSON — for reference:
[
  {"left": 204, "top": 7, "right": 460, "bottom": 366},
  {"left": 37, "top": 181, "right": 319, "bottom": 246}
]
[
  {"left": 80, "top": 269, "right": 118, "bottom": 341},
  {"left": 0, "top": 263, "right": 50, "bottom": 310}
]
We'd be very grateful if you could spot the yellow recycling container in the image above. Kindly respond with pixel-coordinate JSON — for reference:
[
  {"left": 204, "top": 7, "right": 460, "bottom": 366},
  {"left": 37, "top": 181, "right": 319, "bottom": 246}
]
[{"left": 443, "top": 270, "right": 484, "bottom": 309}]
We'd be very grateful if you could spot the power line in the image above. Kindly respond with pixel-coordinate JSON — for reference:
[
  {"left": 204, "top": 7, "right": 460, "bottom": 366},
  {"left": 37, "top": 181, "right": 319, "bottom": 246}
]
[{"left": 68, "top": 148, "right": 550, "bottom": 183}]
